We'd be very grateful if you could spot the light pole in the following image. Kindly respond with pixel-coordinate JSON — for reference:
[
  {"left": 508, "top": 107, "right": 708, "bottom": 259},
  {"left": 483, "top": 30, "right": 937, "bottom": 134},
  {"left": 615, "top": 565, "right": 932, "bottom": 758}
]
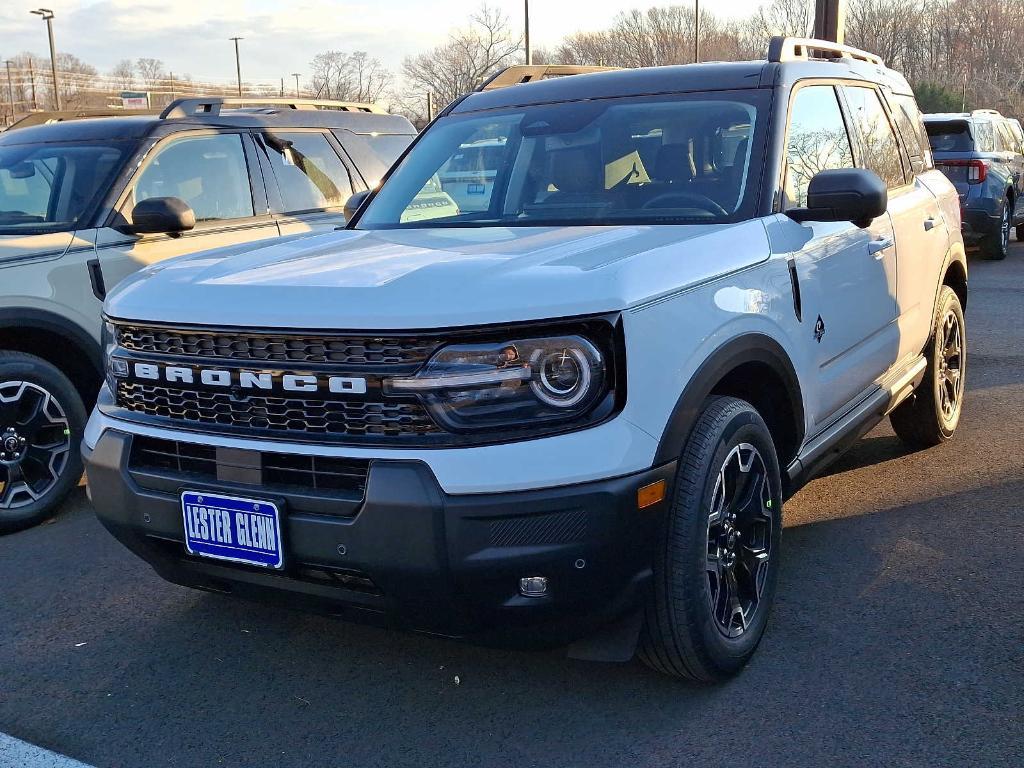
[
  {"left": 524, "top": 0, "right": 531, "bottom": 66},
  {"left": 229, "top": 37, "right": 243, "bottom": 97},
  {"left": 30, "top": 9, "right": 60, "bottom": 110},
  {"left": 292, "top": 73, "right": 301, "bottom": 98},
  {"left": 694, "top": 0, "right": 700, "bottom": 63},
  {"left": 4, "top": 60, "right": 15, "bottom": 126}
]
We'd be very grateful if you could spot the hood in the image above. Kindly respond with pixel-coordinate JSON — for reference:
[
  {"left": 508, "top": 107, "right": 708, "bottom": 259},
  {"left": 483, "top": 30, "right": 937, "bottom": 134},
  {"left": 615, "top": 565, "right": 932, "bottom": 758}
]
[{"left": 106, "top": 222, "right": 769, "bottom": 329}]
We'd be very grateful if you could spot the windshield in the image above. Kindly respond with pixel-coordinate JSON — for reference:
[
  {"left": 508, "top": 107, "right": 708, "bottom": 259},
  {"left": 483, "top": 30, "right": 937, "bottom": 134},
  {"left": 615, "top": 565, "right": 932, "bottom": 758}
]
[
  {"left": 357, "top": 90, "right": 769, "bottom": 229},
  {"left": 0, "top": 140, "right": 132, "bottom": 235}
]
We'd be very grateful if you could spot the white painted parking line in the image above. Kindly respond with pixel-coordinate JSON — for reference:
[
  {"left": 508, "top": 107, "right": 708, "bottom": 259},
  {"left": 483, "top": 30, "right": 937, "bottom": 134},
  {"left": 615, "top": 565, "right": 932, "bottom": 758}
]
[{"left": 0, "top": 733, "right": 94, "bottom": 768}]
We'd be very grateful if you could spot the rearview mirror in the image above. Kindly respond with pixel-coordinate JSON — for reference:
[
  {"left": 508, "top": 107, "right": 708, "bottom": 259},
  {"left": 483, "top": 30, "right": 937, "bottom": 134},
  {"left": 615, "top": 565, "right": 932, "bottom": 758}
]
[
  {"left": 8, "top": 162, "right": 36, "bottom": 179},
  {"left": 787, "top": 168, "right": 887, "bottom": 229},
  {"left": 128, "top": 197, "right": 195, "bottom": 235},
  {"left": 343, "top": 190, "right": 371, "bottom": 221}
]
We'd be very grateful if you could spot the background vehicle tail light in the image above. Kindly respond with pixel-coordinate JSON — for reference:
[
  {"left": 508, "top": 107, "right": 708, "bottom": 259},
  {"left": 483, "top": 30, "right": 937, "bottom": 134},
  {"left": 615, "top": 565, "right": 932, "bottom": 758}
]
[{"left": 937, "top": 158, "right": 989, "bottom": 184}]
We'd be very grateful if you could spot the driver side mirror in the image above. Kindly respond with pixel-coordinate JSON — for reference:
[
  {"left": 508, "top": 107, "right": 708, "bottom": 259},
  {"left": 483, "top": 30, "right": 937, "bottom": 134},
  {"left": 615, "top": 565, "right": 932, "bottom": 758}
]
[
  {"left": 126, "top": 197, "right": 195, "bottom": 235},
  {"left": 787, "top": 168, "right": 887, "bottom": 229},
  {"left": 343, "top": 190, "right": 371, "bottom": 222}
]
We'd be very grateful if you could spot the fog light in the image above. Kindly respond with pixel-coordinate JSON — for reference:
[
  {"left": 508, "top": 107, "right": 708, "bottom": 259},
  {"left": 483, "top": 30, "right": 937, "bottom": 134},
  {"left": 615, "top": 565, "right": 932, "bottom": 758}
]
[{"left": 519, "top": 576, "right": 548, "bottom": 597}]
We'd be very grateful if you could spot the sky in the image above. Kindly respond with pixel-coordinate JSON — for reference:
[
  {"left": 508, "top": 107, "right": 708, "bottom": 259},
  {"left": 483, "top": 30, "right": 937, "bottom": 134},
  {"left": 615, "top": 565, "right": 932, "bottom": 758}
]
[{"left": 0, "top": 0, "right": 774, "bottom": 84}]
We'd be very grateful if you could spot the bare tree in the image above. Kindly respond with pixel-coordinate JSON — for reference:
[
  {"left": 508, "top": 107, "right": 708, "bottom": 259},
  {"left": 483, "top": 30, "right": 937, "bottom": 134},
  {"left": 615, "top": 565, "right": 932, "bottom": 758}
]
[
  {"left": 136, "top": 58, "right": 166, "bottom": 90},
  {"left": 110, "top": 59, "right": 134, "bottom": 91},
  {"left": 401, "top": 4, "right": 522, "bottom": 119},
  {"left": 310, "top": 51, "right": 392, "bottom": 103}
]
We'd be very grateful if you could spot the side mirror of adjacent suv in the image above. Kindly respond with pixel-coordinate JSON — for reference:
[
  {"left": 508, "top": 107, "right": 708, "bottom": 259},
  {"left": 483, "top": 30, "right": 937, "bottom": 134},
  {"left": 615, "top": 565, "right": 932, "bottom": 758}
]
[
  {"left": 343, "top": 190, "right": 371, "bottom": 222},
  {"left": 787, "top": 168, "right": 887, "bottom": 229},
  {"left": 128, "top": 197, "right": 196, "bottom": 235}
]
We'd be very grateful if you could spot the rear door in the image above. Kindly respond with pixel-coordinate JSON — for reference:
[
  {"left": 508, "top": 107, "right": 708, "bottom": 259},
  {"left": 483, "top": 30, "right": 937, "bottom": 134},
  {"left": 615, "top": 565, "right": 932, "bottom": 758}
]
[
  {"left": 96, "top": 130, "right": 280, "bottom": 289},
  {"left": 255, "top": 130, "right": 356, "bottom": 236},
  {"left": 780, "top": 83, "right": 900, "bottom": 425}
]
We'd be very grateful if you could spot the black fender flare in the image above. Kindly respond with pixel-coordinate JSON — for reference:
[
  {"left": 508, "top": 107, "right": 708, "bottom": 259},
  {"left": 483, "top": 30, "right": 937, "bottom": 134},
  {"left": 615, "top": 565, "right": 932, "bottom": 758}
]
[
  {"left": 0, "top": 307, "right": 104, "bottom": 380},
  {"left": 653, "top": 333, "right": 805, "bottom": 466}
]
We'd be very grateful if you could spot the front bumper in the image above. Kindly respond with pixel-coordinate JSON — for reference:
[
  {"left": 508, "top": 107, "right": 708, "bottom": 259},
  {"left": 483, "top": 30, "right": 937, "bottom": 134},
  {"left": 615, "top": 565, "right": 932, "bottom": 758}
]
[{"left": 83, "top": 429, "right": 674, "bottom": 646}]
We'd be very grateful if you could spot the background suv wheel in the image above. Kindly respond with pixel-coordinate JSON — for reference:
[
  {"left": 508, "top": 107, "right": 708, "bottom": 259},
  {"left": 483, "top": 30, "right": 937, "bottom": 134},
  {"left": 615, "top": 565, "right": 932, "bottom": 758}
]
[
  {"left": 982, "top": 199, "right": 1011, "bottom": 260},
  {"left": 0, "top": 352, "right": 87, "bottom": 534}
]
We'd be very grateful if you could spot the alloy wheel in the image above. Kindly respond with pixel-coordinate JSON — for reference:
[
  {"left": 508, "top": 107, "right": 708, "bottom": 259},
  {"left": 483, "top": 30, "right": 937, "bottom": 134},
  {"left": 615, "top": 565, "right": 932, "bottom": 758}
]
[
  {"left": 938, "top": 310, "right": 965, "bottom": 422},
  {"left": 0, "top": 381, "right": 72, "bottom": 510},
  {"left": 705, "top": 443, "right": 774, "bottom": 638},
  {"left": 1002, "top": 204, "right": 1011, "bottom": 254}
]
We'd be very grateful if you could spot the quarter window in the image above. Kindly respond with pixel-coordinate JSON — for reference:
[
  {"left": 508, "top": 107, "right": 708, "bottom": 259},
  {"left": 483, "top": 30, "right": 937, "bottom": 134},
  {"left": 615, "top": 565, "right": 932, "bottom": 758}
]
[
  {"left": 262, "top": 132, "right": 353, "bottom": 213},
  {"left": 130, "top": 133, "right": 254, "bottom": 223},
  {"left": 784, "top": 85, "right": 854, "bottom": 208}
]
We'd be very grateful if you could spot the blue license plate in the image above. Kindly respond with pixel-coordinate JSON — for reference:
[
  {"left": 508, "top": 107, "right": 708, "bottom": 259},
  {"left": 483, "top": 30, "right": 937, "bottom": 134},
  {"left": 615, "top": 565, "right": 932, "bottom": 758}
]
[
  {"left": 181, "top": 491, "right": 284, "bottom": 569},
  {"left": 467, "top": 183, "right": 486, "bottom": 195}
]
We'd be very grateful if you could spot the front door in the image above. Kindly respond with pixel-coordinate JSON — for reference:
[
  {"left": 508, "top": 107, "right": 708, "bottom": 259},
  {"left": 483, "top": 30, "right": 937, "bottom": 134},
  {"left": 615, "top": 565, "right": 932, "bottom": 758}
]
[{"left": 780, "top": 83, "right": 899, "bottom": 427}]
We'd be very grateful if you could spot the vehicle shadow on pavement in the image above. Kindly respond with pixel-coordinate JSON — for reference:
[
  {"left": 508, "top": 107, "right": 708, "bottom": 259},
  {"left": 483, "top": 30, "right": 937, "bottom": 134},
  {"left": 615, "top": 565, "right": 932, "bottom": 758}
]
[{"left": 1, "top": 480, "right": 1020, "bottom": 768}]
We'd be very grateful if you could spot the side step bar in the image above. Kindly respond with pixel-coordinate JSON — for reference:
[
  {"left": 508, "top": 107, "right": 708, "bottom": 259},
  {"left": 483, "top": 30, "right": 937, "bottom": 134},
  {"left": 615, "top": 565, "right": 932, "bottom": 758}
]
[{"left": 786, "top": 355, "right": 927, "bottom": 490}]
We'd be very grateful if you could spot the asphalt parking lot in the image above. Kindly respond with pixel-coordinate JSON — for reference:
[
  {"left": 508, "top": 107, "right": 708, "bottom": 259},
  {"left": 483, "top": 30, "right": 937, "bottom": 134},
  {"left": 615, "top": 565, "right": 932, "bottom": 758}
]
[{"left": 2, "top": 247, "right": 1022, "bottom": 768}]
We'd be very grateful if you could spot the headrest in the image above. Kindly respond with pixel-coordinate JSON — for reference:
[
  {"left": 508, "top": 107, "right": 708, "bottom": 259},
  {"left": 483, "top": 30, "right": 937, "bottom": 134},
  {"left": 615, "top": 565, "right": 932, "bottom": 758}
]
[
  {"left": 549, "top": 147, "right": 602, "bottom": 195},
  {"left": 654, "top": 144, "right": 694, "bottom": 183}
]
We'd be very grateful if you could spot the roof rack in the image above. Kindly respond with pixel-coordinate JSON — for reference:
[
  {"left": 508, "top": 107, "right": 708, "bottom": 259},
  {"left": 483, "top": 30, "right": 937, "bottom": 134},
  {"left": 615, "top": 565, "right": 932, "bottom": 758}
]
[
  {"left": 767, "top": 36, "right": 885, "bottom": 67},
  {"left": 7, "top": 108, "right": 160, "bottom": 130},
  {"left": 159, "top": 97, "right": 387, "bottom": 120},
  {"left": 971, "top": 109, "right": 1003, "bottom": 117},
  {"left": 477, "top": 65, "right": 620, "bottom": 91}
]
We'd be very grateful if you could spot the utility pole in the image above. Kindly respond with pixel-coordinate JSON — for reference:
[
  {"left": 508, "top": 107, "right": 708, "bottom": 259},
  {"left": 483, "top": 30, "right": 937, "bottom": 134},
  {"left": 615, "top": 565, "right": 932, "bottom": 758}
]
[
  {"left": 292, "top": 73, "right": 301, "bottom": 98},
  {"left": 524, "top": 0, "right": 532, "bottom": 65},
  {"left": 229, "top": 37, "right": 243, "bottom": 97},
  {"left": 4, "top": 61, "right": 15, "bottom": 126},
  {"left": 813, "top": 0, "right": 846, "bottom": 44},
  {"left": 30, "top": 9, "right": 60, "bottom": 110},
  {"left": 28, "top": 61, "right": 37, "bottom": 110},
  {"left": 279, "top": 77, "right": 284, "bottom": 97},
  {"left": 426, "top": 92, "right": 434, "bottom": 123},
  {"left": 694, "top": 0, "right": 701, "bottom": 64}
]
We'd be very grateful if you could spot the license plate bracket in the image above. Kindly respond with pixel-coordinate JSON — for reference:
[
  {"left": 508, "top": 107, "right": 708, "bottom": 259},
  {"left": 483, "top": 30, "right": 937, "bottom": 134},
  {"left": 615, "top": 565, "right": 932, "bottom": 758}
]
[{"left": 181, "top": 491, "right": 284, "bottom": 569}]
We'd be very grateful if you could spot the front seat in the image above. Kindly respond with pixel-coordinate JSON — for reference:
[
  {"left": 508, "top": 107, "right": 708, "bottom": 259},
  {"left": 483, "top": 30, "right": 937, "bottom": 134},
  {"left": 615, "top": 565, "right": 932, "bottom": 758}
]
[{"left": 544, "top": 147, "right": 603, "bottom": 206}]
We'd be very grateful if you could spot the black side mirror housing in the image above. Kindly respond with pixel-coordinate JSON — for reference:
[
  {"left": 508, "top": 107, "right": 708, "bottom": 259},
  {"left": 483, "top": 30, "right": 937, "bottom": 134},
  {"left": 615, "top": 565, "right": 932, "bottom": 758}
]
[
  {"left": 128, "top": 197, "right": 196, "bottom": 235},
  {"left": 343, "top": 190, "right": 372, "bottom": 222},
  {"left": 787, "top": 168, "right": 887, "bottom": 229}
]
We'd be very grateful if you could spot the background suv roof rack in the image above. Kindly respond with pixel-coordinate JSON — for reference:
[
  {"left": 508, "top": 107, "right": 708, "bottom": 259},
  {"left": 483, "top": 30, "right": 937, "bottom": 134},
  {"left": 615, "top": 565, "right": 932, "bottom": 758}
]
[
  {"left": 7, "top": 108, "right": 161, "bottom": 130},
  {"left": 159, "top": 97, "right": 386, "bottom": 119},
  {"left": 767, "top": 36, "right": 884, "bottom": 67},
  {"left": 971, "top": 109, "right": 1003, "bottom": 117},
  {"left": 477, "top": 65, "right": 620, "bottom": 91}
]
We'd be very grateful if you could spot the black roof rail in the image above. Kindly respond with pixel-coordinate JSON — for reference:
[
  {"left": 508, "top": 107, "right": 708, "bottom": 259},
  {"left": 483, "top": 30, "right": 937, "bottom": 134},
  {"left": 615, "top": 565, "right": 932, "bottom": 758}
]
[
  {"left": 768, "top": 36, "right": 885, "bottom": 67},
  {"left": 159, "top": 97, "right": 388, "bottom": 119},
  {"left": 6, "top": 108, "right": 160, "bottom": 130},
  {"left": 477, "top": 64, "right": 621, "bottom": 91}
]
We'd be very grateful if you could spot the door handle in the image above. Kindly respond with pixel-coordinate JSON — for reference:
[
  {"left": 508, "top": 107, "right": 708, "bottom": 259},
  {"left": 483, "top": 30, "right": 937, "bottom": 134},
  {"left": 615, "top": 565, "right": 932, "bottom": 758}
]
[
  {"left": 924, "top": 217, "right": 937, "bottom": 231},
  {"left": 868, "top": 236, "right": 893, "bottom": 257}
]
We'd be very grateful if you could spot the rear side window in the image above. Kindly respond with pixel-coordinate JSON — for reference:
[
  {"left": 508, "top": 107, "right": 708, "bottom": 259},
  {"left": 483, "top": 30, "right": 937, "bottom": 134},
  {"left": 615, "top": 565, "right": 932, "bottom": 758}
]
[
  {"left": 784, "top": 85, "right": 855, "bottom": 208},
  {"left": 926, "top": 121, "right": 973, "bottom": 152},
  {"left": 889, "top": 93, "right": 928, "bottom": 173},
  {"left": 262, "top": 132, "right": 353, "bottom": 214},
  {"left": 973, "top": 121, "right": 996, "bottom": 152},
  {"left": 842, "top": 86, "right": 906, "bottom": 189},
  {"left": 997, "top": 120, "right": 1019, "bottom": 153},
  {"left": 358, "top": 133, "right": 415, "bottom": 169},
  {"left": 130, "top": 133, "right": 254, "bottom": 223}
]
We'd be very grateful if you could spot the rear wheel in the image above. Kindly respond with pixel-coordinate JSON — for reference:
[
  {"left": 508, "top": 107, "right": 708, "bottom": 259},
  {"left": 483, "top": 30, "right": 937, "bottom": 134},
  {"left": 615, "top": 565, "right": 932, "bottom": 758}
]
[
  {"left": 1015, "top": 223, "right": 1024, "bottom": 242},
  {"left": 982, "top": 198, "right": 1010, "bottom": 260},
  {"left": 0, "top": 352, "right": 86, "bottom": 534},
  {"left": 890, "top": 286, "right": 966, "bottom": 448},
  {"left": 639, "top": 397, "right": 782, "bottom": 682}
]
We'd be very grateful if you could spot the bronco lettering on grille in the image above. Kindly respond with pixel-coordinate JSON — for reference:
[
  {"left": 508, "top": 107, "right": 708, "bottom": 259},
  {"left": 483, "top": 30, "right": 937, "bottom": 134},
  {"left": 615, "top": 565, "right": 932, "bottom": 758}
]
[{"left": 129, "top": 362, "right": 368, "bottom": 395}]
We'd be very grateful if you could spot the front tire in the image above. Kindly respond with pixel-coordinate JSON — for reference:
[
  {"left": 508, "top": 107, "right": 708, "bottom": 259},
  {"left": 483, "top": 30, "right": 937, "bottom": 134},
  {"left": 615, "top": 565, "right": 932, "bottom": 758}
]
[
  {"left": 890, "top": 286, "right": 966, "bottom": 448},
  {"left": 0, "top": 352, "right": 87, "bottom": 534},
  {"left": 639, "top": 397, "right": 782, "bottom": 682}
]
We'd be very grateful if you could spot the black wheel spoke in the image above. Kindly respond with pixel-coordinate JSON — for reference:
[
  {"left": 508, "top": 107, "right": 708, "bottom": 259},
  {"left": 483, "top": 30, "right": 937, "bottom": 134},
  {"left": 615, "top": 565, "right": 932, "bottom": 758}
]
[{"left": 1, "top": 380, "right": 71, "bottom": 510}]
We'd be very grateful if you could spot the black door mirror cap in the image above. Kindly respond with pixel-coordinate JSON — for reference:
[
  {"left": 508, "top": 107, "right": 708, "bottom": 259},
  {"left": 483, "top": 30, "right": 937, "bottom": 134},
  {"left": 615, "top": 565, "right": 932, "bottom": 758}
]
[
  {"left": 786, "top": 168, "right": 887, "bottom": 228},
  {"left": 343, "top": 190, "right": 372, "bottom": 224},
  {"left": 127, "top": 196, "right": 196, "bottom": 235}
]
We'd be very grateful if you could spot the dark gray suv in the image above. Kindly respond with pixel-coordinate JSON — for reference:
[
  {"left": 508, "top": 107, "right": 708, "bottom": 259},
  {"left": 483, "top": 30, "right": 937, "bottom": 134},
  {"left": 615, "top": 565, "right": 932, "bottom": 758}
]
[{"left": 924, "top": 109, "right": 1024, "bottom": 260}]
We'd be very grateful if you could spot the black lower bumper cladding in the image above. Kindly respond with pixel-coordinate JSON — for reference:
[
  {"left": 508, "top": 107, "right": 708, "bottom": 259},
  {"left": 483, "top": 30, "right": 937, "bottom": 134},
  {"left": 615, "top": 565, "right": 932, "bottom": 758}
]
[{"left": 83, "top": 430, "right": 674, "bottom": 647}]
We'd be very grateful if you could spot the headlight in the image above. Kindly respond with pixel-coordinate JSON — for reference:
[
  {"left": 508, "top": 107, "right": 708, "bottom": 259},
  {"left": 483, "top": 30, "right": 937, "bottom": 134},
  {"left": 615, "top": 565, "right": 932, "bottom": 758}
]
[{"left": 386, "top": 335, "right": 610, "bottom": 432}]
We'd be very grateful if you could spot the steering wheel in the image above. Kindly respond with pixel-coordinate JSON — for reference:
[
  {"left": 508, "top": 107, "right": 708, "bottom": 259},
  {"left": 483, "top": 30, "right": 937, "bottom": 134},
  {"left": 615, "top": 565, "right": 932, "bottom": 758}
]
[{"left": 641, "top": 191, "right": 729, "bottom": 217}]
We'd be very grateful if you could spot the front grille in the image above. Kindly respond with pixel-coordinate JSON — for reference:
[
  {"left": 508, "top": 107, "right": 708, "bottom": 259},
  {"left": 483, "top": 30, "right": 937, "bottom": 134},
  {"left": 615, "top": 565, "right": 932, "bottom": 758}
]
[
  {"left": 129, "top": 436, "right": 370, "bottom": 498},
  {"left": 115, "top": 324, "right": 441, "bottom": 365},
  {"left": 116, "top": 381, "right": 440, "bottom": 439}
]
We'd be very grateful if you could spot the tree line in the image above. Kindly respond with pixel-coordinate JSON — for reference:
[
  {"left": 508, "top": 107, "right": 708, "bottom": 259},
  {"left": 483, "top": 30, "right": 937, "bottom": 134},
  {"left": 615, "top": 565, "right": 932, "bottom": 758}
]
[{"left": 3, "top": 0, "right": 1024, "bottom": 124}]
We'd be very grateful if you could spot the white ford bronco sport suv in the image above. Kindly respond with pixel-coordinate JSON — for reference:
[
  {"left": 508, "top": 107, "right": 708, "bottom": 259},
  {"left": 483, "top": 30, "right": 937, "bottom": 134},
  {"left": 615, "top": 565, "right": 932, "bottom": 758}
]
[{"left": 83, "top": 41, "right": 967, "bottom": 681}]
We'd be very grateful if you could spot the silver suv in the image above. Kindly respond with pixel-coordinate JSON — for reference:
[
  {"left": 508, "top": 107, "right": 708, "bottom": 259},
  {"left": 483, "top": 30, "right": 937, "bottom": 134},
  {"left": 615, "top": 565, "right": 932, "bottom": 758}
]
[{"left": 0, "top": 97, "right": 415, "bottom": 532}]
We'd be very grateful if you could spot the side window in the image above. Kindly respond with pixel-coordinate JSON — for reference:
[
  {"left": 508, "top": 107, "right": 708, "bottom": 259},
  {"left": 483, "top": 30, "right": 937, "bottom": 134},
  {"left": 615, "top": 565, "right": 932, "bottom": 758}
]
[
  {"left": 842, "top": 86, "right": 906, "bottom": 189},
  {"left": 130, "top": 133, "right": 254, "bottom": 223},
  {"left": 997, "top": 121, "right": 1018, "bottom": 153},
  {"left": 0, "top": 160, "right": 55, "bottom": 219},
  {"left": 784, "top": 85, "right": 854, "bottom": 208},
  {"left": 262, "top": 132, "right": 353, "bottom": 213},
  {"left": 974, "top": 122, "right": 995, "bottom": 153},
  {"left": 889, "top": 93, "right": 927, "bottom": 174}
]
